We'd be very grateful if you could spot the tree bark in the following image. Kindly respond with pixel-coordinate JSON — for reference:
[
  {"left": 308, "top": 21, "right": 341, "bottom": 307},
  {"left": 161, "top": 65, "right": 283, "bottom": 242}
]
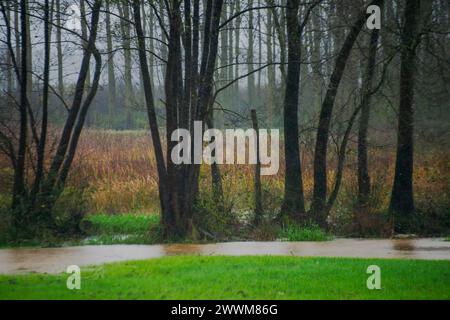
[
  {"left": 12, "top": 0, "right": 29, "bottom": 216},
  {"left": 281, "top": 0, "right": 306, "bottom": 220},
  {"left": 358, "top": 28, "right": 380, "bottom": 207},
  {"left": 105, "top": 0, "right": 117, "bottom": 128},
  {"left": 389, "top": 0, "right": 421, "bottom": 232},
  {"left": 132, "top": 0, "right": 171, "bottom": 234},
  {"left": 56, "top": 0, "right": 64, "bottom": 102},
  {"left": 251, "top": 109, "right": 263, "bottom": 224},
  {"left": 266, "top": 2, "right": 276, "bottom": 126},
  {"left": 119, "top": 1, "right": 134, "bottom": 129}
]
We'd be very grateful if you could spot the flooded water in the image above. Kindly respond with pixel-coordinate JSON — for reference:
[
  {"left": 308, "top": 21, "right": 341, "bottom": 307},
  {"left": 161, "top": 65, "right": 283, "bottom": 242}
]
[{"left": 0, "top": 238, "right": 449, "bottom": 274}]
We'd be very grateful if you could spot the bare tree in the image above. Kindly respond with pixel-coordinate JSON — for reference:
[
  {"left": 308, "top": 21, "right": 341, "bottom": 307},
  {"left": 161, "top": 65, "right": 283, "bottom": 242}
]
[
  {"left": 311, "top": 0, "right": 382, "bottom": 228},
  {"left": 133, "top": 0, "right": 224, "bottom": 237},
  {"left": 0, "top": 0, "right": 103, "bottom": 237}
]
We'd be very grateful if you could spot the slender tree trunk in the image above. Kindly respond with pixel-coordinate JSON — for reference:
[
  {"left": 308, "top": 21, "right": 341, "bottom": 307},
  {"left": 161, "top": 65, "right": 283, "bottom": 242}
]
[
  {"left": 191, "top": 0, "right": 200, "bottom": 124},
  {"left": 5, "top": 3, "right": 13, "bottom": 93},
  {"left": 132, "top": 0, "right": 171, "bottom": 234},
  {"left": 80, "top": 0, "right": 93, "bottom": 126},
  {"left": 247, "top": 0, "right": 255, "bottom": 106},
  {"left": 266, "top": 3, "right": 275, "bottom": 126},
  {"left": 227, "top": 1, "right": 234, "bottom": 107},
  {"left": 312, "top": 0, "right": 382, "bottom": 227},
  {"left": 25, "top": 0, "right": 32, "bottom": 105},
  {"left": 234, "top": 0, "right": 241, "bottom": 102},
  {"left": 389, "top": 0, "right": 421, "bottom": 232},
  {"left": 45, "top": 0, "right": 102, "bottom": 191},
  {"left": 55, "top": 0, "right": 64, "bottom": 103},
  {"left": 358, "top": 28, "right": 380, "bottom": 207},
  {"left": 32, "top": 0, "right": 53, "bottom": 204},
  {"left": 182, "top": 0, "right": 192, "bottom": 130},
  {"left": 257, "top": 0, "right": 262, "bottom": 102},
  {"left": 311, "top": 4, "right": 322, "bottom": 112},
  {"left": 252, "top": 109, "right": 263, "bottom": 224},
  {"left": 134, "top": 0, "right": 224, "bottom": 238},
  {"left": 217, "top": 3, "right": 228, "bottom": 128},
  {"left": 119, "top": 1, "right": 134, "bottom": 129},
  {"left": 268, "top": 0, "right": 286, "bottom": 80},
  {"left": 12, "top": 0, "right": 29, "bottom": 215},
  {"left": 187, "top": 0, "right": 224, "bottom": 235},
  {"left": 14, "top": 1, "right": 20, "bottom": 92},
  {"left": 105, "top": 0, "right": 116, "bottom": 128},
  {"left": 280, "top": 0, "right": 306, "bottom": 221},
  {"left": 328, "top": 28, "right": 381, "bottom": 215},
  {"left": 148, "top": 0, "right": 155, "bottom": 92}
]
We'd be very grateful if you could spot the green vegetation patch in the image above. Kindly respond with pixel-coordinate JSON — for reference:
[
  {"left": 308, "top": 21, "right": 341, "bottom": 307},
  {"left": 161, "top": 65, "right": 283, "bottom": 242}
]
[
  {"left": 81, "top": 214, "right": 161, "bottom": 245},
  {"left": 279, "top": 224, "right": 331, "bottom": 241},
  {"left": 1, "top": 256, "right": 449, "bottom": 300},
  {"left": 85, "top": 214, "right": 160, "bottom": 235}
]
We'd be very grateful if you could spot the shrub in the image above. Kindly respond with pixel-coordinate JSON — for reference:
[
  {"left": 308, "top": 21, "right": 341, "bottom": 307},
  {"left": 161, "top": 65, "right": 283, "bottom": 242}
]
[
  {"left": 193, "top": 189, "right": 240, "bottom": 240},
  {"left": 52, "top": 186, "right": 91, "bottom": 237}
]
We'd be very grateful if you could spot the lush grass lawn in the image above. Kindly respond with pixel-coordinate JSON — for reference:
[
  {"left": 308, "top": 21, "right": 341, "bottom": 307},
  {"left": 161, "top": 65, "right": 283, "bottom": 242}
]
[{"left": 1, "top": 256, "right": 449, "bottom": 300}]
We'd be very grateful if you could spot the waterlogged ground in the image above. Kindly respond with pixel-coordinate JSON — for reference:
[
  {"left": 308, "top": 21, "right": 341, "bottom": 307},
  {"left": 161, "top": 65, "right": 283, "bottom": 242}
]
[{"left": 0, "top": 238, "right": 449, "bottom": 274}]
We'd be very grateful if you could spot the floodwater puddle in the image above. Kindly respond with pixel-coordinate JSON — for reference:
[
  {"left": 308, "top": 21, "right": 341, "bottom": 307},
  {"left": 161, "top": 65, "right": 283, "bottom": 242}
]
[{"left": 0, "top": 238, "right": 449, "bottom": 274}]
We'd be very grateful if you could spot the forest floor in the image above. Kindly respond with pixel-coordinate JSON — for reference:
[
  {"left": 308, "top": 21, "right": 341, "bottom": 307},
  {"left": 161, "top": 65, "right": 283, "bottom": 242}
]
[{"left": 0, "top": 256, "right": 449, "bottom": 300}]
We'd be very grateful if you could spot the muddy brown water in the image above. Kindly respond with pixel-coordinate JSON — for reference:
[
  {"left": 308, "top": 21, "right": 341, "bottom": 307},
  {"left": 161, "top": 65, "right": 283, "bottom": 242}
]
[{"left": 0, "top": 238, "right": 449, "bottom": 274}]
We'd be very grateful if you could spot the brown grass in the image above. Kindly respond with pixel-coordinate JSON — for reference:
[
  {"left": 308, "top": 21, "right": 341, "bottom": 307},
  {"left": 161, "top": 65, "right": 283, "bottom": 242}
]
[{"left": 1, "top": 129, "right": 449, "bottom": 235}]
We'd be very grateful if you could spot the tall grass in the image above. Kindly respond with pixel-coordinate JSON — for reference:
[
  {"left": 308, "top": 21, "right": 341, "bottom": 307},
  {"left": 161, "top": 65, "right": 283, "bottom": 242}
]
[{"left": 0, "top": 129, "right": 449, "bottom": 236}]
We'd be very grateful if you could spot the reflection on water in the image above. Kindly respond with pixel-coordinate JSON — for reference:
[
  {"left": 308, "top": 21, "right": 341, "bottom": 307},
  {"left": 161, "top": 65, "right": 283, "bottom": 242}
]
[
  {"left": 0, "top": 238, "right": 449, "bottom": 274},
  {"left": 393, "top": 240, "right": 415, "bottom": 251}
]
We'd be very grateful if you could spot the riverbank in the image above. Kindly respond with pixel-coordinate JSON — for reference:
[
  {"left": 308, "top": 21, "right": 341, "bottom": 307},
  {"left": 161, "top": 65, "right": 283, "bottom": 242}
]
[{"left": 1, "top": 238, "right": 449, "bottom": 274}]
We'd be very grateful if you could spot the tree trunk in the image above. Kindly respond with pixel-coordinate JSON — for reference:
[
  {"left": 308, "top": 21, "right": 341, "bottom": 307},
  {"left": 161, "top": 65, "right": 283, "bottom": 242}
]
[
  {"left": 25, "top": 0, "right": 32, "bottom": 106},
  {"left": 312, "top": 0, "right": 382, "bottom": 227},
  {"left": 132, "top": 0, "right": 171, "bottom": 234},
  {"left": 268, "top": 0, "right": 286, "bottom": 80},
  {"left": 280, "top": 0, "right": 306, "bottom": 220},
  {"left": 56, "top": 0, "right": 64, "bottom": 102},
  {"left": 5, "top": 3, "right": 13, "bottom": 93},
  {"left": 266, "top": 3, "right": 275, "bottom": 126},
  {"left": 234, "top": 0, "right": 241, "bottom": 102},
  {"left": 328, "top": 27, "right": 381, "bottom": 215},
  {"left": 105, "top": 0, "right": 117, "bottom": 128},
  {"left": 358, "top": 28, "right": 380, "bottom": 207},
  {"left": 12, "top": 0, "right": 29, "bottom": 218},
  {"left": 251, "top": 109, "right": 263, "bottom": 224},
  {"left": 119, "top": 1, "right": 134, "bottom": 129},
  {"left": 247, "top": 0, "right": 255, "bottom": 106},
  {"left": 31, "top": 0, "right": 52, "bottom": 204},
  {"left": 79, "top": 0, "right": 92, "bottom": 126},
  {"left": 389, "top": 0, "right": 421, "bottom": 232}
]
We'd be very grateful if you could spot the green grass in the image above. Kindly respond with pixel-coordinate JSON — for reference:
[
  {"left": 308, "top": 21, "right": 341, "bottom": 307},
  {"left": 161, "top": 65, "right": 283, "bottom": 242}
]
[
  {"left": 1, "top": 256, "right": 449, "bottom": 300},
  {"left": 279, "top": 224, "right": 331, "bottom": 241},
  {"left": 82, "top": 214, "right": 161, "bottom": 245},
  {"left": 86, "top": 214, "right": 160, "bottom": 235}
]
